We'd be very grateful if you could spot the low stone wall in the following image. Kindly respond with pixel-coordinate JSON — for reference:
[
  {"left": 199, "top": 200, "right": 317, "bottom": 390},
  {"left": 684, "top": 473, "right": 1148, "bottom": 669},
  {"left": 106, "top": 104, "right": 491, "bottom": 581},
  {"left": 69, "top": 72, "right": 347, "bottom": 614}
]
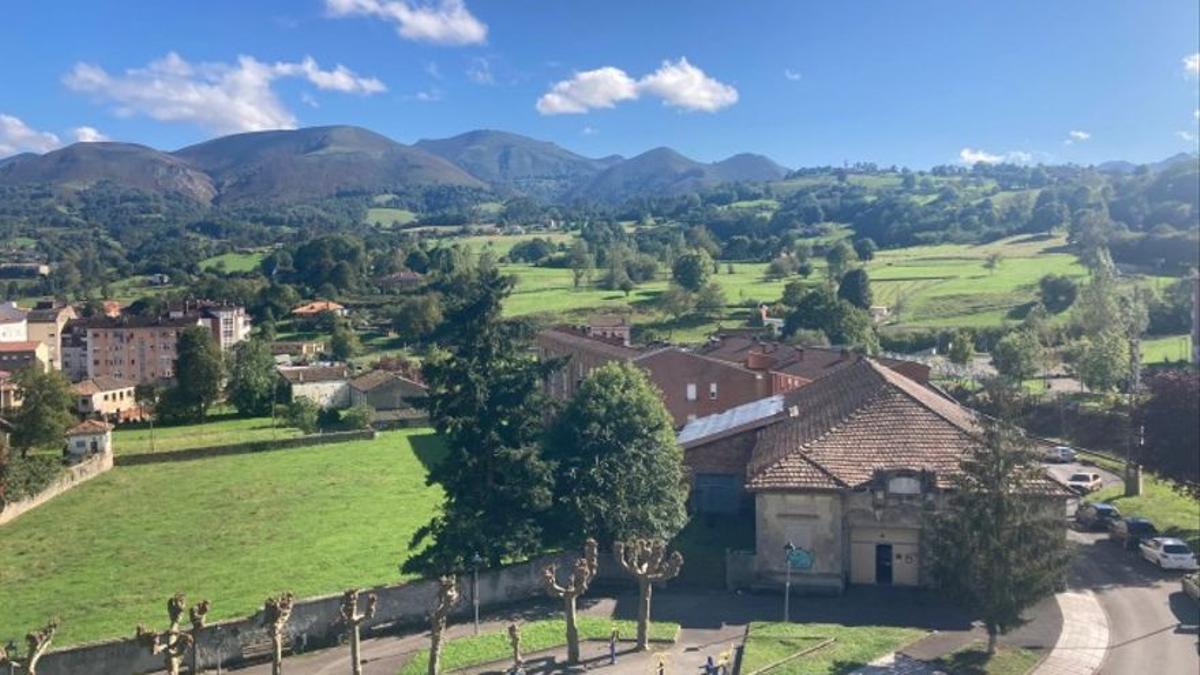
[
  {"left": 37, "top": 550, "right": 578, "bottom": 675},
  {"left": 115, "top": 429, "right": 378, "bottom": 466},
  {"left": 0, "top": 451, "right": 113, "bottom": 526}
]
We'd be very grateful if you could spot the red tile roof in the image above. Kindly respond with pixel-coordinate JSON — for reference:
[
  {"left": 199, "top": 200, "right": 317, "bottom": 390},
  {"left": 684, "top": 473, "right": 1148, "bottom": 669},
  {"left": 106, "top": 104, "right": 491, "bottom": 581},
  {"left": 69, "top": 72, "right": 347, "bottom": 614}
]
[
  {"left": 0, "top": 341, "right": 42, "bottom": 352},
  {"left": 67, "top": 419, "right": 113, "bottom": 435}
]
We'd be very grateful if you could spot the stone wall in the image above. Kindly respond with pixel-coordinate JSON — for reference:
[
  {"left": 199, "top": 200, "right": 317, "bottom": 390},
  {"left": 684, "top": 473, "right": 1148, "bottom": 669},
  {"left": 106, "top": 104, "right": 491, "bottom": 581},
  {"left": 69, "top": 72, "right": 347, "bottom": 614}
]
[
  {"left": 38, "top": 550, "right": 578, "bottom": 675},
  {"left": 115, "top": 429, "right": 377, "bottom": 466},
  {"left": 0, "top": 451, "right": 113, "bottom": 526}
]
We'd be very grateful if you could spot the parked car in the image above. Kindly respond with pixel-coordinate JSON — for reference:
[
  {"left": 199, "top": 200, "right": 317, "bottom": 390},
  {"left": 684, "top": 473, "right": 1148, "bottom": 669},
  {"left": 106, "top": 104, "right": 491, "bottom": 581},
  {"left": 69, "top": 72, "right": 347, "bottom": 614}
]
[
  {"left": 1075, "top": 502, "right": 1121, "bottom": 530},
  {"left": 1183, "top": 573, "right": 1200, "bottom": 603},
  {"left": 1045, "top": 445, "right": 1077, "bottom": 463},
  {"left": 1139, "top": 537, "right": 1200, "bottom": 571},
  {"left": 1108, "top": 517, "right": 1159, "bottom": 550},
  {"left": 1065, "top": 471, "right": 1103, "bottom": 494}
]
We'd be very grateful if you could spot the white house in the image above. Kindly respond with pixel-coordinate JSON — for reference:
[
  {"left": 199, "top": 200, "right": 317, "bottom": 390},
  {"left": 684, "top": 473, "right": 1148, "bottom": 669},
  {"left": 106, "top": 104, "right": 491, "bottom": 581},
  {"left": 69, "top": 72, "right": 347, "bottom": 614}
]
[
  {"left": 279, "top": 364, "right": 352, "bottom": 409},
  {"left": 64, "top": 419, "right": 113, "bottom": 462}
]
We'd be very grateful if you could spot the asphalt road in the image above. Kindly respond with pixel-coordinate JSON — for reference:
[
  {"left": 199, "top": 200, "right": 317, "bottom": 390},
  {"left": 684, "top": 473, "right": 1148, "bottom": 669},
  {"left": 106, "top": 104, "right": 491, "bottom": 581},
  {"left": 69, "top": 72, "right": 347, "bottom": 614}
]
[{"left": 1044, "top": 461, "right": 1200, "bottom": 674}]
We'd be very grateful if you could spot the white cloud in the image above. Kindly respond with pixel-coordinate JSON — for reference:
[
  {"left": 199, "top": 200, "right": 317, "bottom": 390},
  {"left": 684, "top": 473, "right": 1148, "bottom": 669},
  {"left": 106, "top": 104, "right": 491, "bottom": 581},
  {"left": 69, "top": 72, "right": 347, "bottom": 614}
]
[
  {"left": 1194, "top": 108, "right": 1199, "bottom": 120},
  {"left": 1184, "top": 52, "right": 1200, "bottom": 76},
  {"left": 959, "top": 147, "right": 1034, "bottom": 165},
  {"left": 73, "top": 126, "right": 109, "bottom": 143},
  {"left": 1068, "top": 130, "right": 1090, "bottom": 141},
  {"left": 64, "top": 52, "right": 385, "bottom": 134},
  {"left": 783, "top": 68, "right": 802, "bottom": 81},
  {"left": 1178, "top": 130, "right": 1198, "bottom": 143},
  {"left": 300, "top": 92, "right": 320, "bottom": 108},
  {"left": 639, "top": 58, "right": 739, "bottom": 112},
  {"left": 0, "top": 114, "right": 61, "bottom": 156},
  {"left": 326, "top": 0, "right": 486, "bottom": 46},
  {"left": 466, "top": 56, "right": 493, "bottom": 85},
  {"left": 410, "top": 88, "right": 443, "bottom": 102},
  {"left": 536, "top": 58, "right": 737, "bottom": 115},
  {"left": 582, "top": 125, "right": 597, "bottom": 136},
  {"left": 425, "top": 61, "right": 442, "bottom": 79},
  {"left": 536, "top": 66, "right": 639, "bottom": 115}
]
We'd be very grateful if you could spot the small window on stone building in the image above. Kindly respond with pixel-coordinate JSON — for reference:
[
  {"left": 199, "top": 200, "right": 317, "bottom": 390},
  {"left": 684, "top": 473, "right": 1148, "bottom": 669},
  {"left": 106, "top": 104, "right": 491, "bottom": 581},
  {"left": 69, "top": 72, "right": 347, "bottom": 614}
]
[
  {"left": 709, "top": 383, "right": 718, "bottom": 399},
  {"left": 686, "top": 383, "right": 697, "bottom": 401}
]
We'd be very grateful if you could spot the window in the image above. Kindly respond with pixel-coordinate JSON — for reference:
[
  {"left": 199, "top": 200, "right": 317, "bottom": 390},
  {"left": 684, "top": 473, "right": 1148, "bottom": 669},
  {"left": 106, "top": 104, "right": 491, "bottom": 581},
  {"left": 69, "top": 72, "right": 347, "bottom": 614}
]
[
  {"left": 709, "top": 383, "right": 718, "bottom": 400},
  {"left": 686, "top": 383, "right": 697, "bottom": 401},
  {"left": 888, "top": 476, "right": 922, "bottom": 495}
]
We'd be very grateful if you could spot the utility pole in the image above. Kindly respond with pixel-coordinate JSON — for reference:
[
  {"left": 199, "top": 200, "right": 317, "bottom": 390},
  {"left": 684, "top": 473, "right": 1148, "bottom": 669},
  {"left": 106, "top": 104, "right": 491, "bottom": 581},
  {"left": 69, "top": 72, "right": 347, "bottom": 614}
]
[{"left": 1124, "top": 335, "right": 1143, "bottom": 497}]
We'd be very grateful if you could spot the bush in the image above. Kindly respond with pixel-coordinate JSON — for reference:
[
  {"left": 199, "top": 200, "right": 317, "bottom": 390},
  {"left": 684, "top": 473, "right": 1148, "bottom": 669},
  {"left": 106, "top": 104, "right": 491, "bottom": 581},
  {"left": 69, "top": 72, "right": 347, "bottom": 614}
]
[
  {"left": 284, "top": 398, "right": 320, "bottom": 434},
  {"left": 0, "top": 455, "right": 64, "bottom": 506},
  {"left": 341, "top": 404, "right": 374, "bottom": 430}
]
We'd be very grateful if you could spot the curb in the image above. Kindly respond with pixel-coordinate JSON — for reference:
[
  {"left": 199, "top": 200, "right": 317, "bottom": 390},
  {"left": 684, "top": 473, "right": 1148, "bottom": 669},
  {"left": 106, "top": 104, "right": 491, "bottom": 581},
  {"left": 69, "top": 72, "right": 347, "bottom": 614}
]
[{"left": 1031, "top": 590, "right": 1109, "bottom": 675}]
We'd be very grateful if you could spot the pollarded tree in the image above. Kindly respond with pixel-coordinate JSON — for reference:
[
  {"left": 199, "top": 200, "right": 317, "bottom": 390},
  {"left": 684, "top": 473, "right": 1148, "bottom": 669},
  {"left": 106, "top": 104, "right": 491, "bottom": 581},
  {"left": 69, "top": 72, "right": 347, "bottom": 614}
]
[
  {"left": 9, "top": 367, "right": 74, "bottom": 458},
  {"left": 427, "top": 576, "right": 459, "bottom": 675},
  {"left": 135, "top": 594, "right": 194, "bottom": 675},
  {"left": 0, "top": 620, "right": 57, "bottom": 675},
  {"left": 340, "top": 589, "right": 378, "bottom": 675},
  {"left": 930, "top": 417, "right": 1070, "bottom": 654},
  {"left": 614, "top": 539, "right": 684, "bottom": 651},
  {"left": 227, "top": 338, "right": 277, "bottom": 417},
  {"left": 263, "top": 593, "right": 295, "bottom": 675},
  {"left": 543, "top": 362, "right": 688, "bottom": 545},
  {"left": 541, "top": 538, "right": 599, "bottom": 664},
  {"left": 404, "top": 268, "right": 557, "bottom": 575}
]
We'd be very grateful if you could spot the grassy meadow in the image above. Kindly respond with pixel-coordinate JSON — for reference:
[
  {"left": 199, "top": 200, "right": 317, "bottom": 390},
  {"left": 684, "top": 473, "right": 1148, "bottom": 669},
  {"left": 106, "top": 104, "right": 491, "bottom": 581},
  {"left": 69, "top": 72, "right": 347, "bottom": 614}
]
[
  {"left": 113, "top": 412, "right": 302, "bottom": 456},
  {"left": 0, "top": 429, "right": 444, "bottom": 646},
  {"left": 1092, "top": 474, "right": 1200, "bottom": 550},
  {"left": 738, "top": 622, "right": 926, "bottom": 674},
  {"left": 200, "top": 250, "right": 266, "bottom": 273}
]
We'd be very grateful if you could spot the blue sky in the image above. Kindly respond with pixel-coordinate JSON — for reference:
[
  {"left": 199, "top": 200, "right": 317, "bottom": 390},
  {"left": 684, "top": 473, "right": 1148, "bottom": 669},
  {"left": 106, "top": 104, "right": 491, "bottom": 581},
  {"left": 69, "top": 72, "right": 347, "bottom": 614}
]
[{"left": 1, "top": 0, "right": 1198, "bottom": 168}]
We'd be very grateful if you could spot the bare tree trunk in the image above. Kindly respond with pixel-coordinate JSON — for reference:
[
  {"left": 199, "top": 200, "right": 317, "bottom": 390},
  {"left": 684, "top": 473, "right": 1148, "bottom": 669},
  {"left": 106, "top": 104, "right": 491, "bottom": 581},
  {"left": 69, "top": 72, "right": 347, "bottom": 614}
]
[
  {"left": 428, "top": 629, "right": 443, "bottom": 675},
  {"left": 636, "top": 580, "right": 652, "bottom": 651},
  {"left": 271, "top": 636, "right": 283, "bottom": 675},
  {"left": 350, "top": 626, "right": 362, "bottom": 675},
  {"left": 986, "top": 624, "right": 998, "bottom": 655},
  {"left": 565, "top": 595, "right": 580, "bottom": 664}
]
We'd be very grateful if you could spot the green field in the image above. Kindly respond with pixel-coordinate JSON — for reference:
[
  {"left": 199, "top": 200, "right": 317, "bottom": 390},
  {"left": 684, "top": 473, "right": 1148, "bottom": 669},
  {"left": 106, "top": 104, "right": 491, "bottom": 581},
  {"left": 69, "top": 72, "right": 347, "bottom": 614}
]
[
  {"left": 459, "top": 232, "right": 573, "bottom": 257},
  {"left": 366, "top": 207, "right": 418, "bottom": 227},
  {"left": 1141, "top": 334, "right": 1193, "bottom": 365},
  {"left": 739, "top": 622, "right": 926, "bottom": 674},
  {"left": 488, "top": 234, "right": 1090, "bottom": 343},
  {"left": 201, "top": 250, "right": 266, "bottom": 273},
  {"left": 113, "top": 413, "right": 302, "bottom": 456},
  {"left": 0, "top": 430, "right": 443, "bottom": 646},
  {"left": 397, "top": 618, "right": 679, "bottom": 675},
  {"left": 1093, "top": 474, "right": 1200, "bottom": 550}
]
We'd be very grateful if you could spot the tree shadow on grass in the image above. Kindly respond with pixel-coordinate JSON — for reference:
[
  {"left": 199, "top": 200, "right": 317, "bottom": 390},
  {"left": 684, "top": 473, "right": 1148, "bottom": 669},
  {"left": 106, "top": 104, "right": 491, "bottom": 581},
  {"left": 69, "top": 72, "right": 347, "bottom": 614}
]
[{"left": 409, "top": 432, "right": 447, "bottom": 472}]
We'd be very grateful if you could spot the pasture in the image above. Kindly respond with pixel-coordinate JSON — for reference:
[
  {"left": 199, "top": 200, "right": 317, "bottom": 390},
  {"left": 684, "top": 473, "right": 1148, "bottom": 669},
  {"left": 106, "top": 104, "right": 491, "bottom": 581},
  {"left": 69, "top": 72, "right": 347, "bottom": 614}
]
[
  {"left": 113, "top": 411, "right": 301, "bottom": 456},
  {"left": 0, "top": 430, "right": 443, "bottom": 646},
  {"left": 200, "top": 250, "right": 266, "bottom": 273}
]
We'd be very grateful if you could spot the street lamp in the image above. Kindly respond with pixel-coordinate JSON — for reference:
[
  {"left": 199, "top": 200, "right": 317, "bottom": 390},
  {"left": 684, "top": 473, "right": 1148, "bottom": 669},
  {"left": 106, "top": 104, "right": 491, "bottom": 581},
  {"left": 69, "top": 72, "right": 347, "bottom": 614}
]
[
  {"left": 471, "top": 552, "right": 483, "bottom": 635},
  {"left": 783, "top": 541, "right": 795, "bottom": 623}
]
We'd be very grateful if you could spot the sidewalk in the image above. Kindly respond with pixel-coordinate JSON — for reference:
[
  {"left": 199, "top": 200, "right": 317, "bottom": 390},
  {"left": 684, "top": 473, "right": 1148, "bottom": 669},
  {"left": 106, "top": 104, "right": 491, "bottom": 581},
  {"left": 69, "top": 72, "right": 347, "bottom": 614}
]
[{"left": 1031, "top": 591, "right": 1109, "bottom": 675}]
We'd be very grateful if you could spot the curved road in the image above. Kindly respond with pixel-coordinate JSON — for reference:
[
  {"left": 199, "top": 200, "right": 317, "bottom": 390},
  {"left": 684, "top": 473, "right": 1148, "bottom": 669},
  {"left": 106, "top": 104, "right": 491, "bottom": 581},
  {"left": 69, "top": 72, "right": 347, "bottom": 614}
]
[{"left": 1045, "top": 461, "right": 1200, "bottom": 674}]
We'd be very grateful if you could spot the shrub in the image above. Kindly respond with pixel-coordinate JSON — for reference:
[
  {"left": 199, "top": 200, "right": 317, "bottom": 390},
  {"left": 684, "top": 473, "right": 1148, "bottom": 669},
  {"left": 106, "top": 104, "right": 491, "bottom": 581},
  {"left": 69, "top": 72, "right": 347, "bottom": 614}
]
[
  {"left": 341, "top": 404, "right": 374, "bottom": 430},
  {"left": 0, "top": 455, "right": 64, "bottom": 506},
  {"left": 284, "top": 398, "right": 320, "bottom": 434}
]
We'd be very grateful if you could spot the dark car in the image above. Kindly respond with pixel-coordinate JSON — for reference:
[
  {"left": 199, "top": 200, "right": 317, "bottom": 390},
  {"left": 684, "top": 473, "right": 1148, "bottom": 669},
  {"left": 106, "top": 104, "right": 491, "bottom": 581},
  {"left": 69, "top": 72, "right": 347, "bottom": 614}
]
[
  {"left": 1108, "top": 517, "right": 1159, "bottom": 550},
  {"left": 1075, "top": 502, "right": 1121, "bottom": 530}
]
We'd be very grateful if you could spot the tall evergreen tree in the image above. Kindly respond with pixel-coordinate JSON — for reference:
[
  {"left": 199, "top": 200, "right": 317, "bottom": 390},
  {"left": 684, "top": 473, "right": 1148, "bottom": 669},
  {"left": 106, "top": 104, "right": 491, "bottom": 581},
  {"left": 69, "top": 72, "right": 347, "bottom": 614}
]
[
  {"left": 169, "top": 326, "right": 224, "bottom": 421},
  {"left": 404, "top": 268, "right": 558, "bottom": 574},
  {"left": 931, "top": 417, "right": 1070, "bottom": 654},
  {"left": 837, "top": 268, "right": 873, "bottom": 309},
  {"left": 543, "top": 362, "right": 688, "bottom": 545}
]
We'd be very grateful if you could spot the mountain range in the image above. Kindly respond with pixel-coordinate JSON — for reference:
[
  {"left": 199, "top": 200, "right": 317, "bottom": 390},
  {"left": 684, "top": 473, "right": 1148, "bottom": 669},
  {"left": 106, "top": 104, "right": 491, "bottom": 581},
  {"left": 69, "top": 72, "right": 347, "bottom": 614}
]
[{"left": 0, "top": 125, "right": 788, "bottom": 206}]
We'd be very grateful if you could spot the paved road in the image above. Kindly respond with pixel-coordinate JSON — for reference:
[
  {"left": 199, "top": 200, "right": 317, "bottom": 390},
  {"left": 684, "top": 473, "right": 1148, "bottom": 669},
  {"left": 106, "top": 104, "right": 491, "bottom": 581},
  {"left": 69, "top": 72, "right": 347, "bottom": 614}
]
[{"left": 1042, "top": 461, "right": 1200, "bottom": 674}]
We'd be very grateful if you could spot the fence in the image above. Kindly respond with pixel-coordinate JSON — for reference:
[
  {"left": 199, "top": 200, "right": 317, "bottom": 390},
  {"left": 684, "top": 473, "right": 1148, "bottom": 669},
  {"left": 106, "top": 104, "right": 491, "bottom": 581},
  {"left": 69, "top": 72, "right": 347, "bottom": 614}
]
[
  {"left": 37, "top": 550, "right": 578, "bottom": 675},
  {"left": 114, "top": 429, "right": 378, "bottom": 466}
]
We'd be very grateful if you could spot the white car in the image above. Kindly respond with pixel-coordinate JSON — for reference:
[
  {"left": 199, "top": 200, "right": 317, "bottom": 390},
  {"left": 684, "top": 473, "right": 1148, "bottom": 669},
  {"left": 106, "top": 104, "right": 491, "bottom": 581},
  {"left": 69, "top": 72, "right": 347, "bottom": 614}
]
[
  {"left": 1139, "top": 537, "right": 1200, "bottom": 571},
  {"left": 1065, "top": 472, "right": 1103, "bottom": 494}
]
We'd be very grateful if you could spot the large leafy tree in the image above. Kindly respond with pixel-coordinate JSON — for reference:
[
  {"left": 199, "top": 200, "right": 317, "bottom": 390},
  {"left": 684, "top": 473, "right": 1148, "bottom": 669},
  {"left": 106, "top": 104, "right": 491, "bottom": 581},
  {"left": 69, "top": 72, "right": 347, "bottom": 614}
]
[
  {"left": 169, "top": 326, "right": 224, "bottom": 422},
  {"left": 671, "top": 250, "right": 712, "bottom": 292},
  {"left": 931, "top": 417, "right": 1070, "bottom": 654},
  {"left": 1138, "top": 371, "right": 1200, "bottom": 497},
  {"left": 10, "top": 367, "right": 75, "bottom": 458},
  {"left": 837, "top": 268, "right": 873, "bottom": 309},
  {"left": 404, "top": 268, "right": 558, "bottom": 574},
  {"left": 543, "top": 362, "right": 688, "bottom": 545},
  {"left": 990, "top": 329, "right": 1043, "bottom": 382},
  {"left": 226, "top": 338, "right": 278, "bottom": 417}
]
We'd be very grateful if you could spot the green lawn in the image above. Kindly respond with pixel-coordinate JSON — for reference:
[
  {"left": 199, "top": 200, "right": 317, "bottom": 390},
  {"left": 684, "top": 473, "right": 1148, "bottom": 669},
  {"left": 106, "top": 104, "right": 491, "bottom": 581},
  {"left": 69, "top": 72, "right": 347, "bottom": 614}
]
[
  {"left": 0, "top": 430, "right": 444, "bottom": 646},
  {"left": 113, "top": 413, "right": 303, "bottom": 456},
  {"left": 1092, "top": 474, "right": 1200, "bottom": 550},
  {"left": 366, "top": 207, "right": 417, "bottom": 227},
  {"left": 397, "top": 617, "right": 679, "bottom": 675},
  {"left": 739, "top": 622, "right": 926, "bottom": 674},
  {"left": 1140, "top": 334, "right": 1192, "bottom": 365},
  {"left": 201, "top": 250, "right": 266, "bottom": 273},
  {"left": 930, "top": 642, "right": 1042, "bottom": 675}
]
